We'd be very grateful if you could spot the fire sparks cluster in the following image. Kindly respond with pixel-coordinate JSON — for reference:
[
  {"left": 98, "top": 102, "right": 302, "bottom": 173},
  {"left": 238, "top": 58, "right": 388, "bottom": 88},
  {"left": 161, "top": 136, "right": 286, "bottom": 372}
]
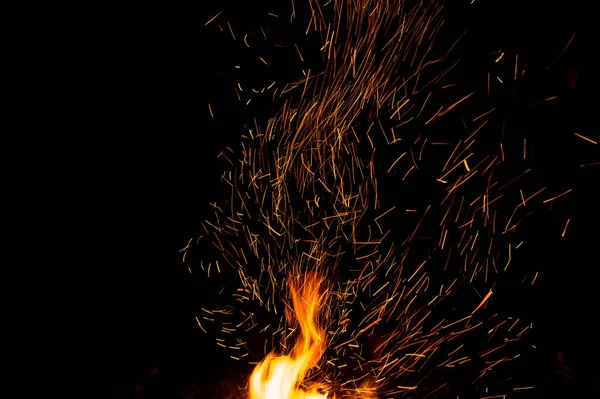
[{"left": 182, "top": 1, "right": 590, "bottom": 398}]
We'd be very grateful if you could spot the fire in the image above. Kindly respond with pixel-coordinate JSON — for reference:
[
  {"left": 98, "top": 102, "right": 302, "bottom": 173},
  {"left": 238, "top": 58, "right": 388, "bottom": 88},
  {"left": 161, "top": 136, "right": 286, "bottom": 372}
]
[{"left": 249, "top": 273, "right": 330, "bottom": 399}]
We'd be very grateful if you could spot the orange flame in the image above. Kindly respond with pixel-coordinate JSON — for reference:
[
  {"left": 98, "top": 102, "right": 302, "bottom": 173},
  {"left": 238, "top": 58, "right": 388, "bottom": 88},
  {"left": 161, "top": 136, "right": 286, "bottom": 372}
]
[{"left": 249, "top": 273, "right": 330, "bottom": 399}]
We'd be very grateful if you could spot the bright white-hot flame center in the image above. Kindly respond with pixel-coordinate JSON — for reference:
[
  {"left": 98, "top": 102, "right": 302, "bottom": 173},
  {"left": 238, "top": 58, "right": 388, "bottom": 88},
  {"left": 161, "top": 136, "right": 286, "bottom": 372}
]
[{"left": 249, "top": 273, "right": 329, "bottom": 399}]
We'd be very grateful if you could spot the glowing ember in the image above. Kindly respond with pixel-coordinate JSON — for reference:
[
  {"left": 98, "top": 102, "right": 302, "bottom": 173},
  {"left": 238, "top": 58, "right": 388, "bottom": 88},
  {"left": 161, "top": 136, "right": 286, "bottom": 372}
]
[{"left": 249, "top": 273, "right": 330, "bottom": 399}]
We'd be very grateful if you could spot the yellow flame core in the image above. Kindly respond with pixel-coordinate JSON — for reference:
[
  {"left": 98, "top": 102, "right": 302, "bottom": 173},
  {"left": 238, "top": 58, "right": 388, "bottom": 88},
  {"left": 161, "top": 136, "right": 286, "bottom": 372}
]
[{"left": 249, "top": 273, "right": 329, "bottom": 399}]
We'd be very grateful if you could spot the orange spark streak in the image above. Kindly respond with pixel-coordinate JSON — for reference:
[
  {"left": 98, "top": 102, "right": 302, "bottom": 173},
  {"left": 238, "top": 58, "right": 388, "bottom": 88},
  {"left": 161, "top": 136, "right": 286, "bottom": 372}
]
[{"left": 574, "top": 132, "right": 597, "bottom": 145}]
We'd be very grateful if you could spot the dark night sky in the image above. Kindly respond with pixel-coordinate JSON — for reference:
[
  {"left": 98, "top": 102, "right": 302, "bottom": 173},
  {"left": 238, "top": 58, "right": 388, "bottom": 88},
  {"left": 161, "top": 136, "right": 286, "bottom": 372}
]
[{"left": 93, "top": 1, "right": 597, "bottom": 396}]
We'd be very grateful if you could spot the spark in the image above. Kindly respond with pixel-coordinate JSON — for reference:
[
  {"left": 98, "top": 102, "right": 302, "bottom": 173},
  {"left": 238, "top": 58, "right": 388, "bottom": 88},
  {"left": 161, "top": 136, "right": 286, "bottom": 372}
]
[
  {"left": 546, "top": 33, "right": 576, "bottom": 69},
  {"left": 204, "top": 10, "right": 223, "bottom": 26},
  {"left": 542, "top": 188, "right": 573, "bottom": 204},
  {"left": 472, "top": 290, "right": 493, "bottom": 314},
  {"left": 561, "top": 219, "right": 570, "bottom": 237},
  {"left": 574, "top": 132, "right": 597, "bottom": 145}
]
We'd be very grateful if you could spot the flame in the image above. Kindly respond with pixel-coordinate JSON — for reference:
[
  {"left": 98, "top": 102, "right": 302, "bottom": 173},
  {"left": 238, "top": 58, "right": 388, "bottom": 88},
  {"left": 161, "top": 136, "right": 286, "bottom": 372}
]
[{"left": 249, "top": 273, "right": 330, "bottom": 399}]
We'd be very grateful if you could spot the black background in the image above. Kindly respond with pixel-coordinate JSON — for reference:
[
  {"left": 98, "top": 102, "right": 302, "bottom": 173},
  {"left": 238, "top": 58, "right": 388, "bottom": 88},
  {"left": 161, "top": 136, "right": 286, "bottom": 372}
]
[{"left": 91, "top": 1, "right": 597, "bottom": 397}]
